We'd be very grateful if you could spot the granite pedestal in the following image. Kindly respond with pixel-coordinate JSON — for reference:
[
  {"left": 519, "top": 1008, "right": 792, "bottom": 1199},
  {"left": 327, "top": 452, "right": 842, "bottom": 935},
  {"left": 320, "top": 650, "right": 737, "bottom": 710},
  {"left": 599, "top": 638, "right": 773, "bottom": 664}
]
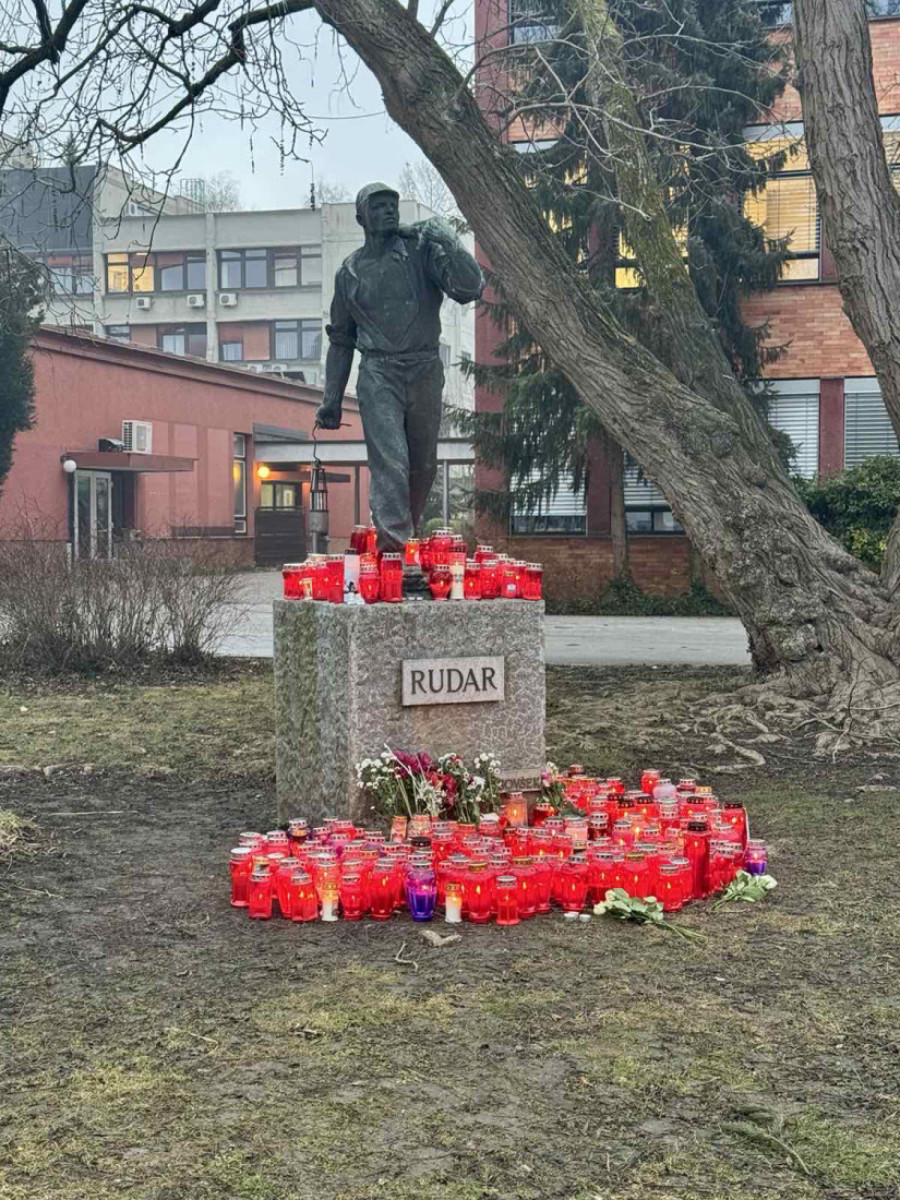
[{"left": 273, "top": 599, "right": 545, "bottom": 822}]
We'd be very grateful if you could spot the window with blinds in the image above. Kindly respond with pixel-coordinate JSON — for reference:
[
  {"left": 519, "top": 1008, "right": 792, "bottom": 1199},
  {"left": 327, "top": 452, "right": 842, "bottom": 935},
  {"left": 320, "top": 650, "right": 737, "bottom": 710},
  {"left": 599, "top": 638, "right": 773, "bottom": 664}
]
[
  {"left": 510, "top": 470, "right": 587, "bottom": 535},
  {"left": 623, "top": 464, "right": 667, "bottom": 508},
  {"left": 844, "top": 378, "right": 900, "bottom": 469},
  {"left": 766, "top": 380, "right": 820, "bottom": 478}
]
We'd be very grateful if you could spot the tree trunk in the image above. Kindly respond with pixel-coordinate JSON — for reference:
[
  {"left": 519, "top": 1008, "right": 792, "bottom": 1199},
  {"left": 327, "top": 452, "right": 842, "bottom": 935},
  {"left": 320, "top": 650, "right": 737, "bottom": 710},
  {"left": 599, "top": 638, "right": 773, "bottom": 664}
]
[
  {"left": 315, "top": 0, "right": 900, "bottom": 703},
  {"left": 793, "top": 0, "right": 900, "bottom": 595}
]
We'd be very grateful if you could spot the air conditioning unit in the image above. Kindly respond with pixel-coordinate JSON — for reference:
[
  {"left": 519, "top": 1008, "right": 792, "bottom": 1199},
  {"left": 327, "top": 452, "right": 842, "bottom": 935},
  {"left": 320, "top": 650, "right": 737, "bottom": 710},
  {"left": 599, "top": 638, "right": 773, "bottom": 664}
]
[
  {"left": 187, "top": 293, "right": 205, "bottom": 308},
  {"left": 134, "top": 296, "right": 152, "bottom": 311},
  {"left": 245, "top": 364, "right": 266, "bottom": 374},
  {"left": 218, "top": 292, "right": 238, "bottom": 308},
  {"left": 122, "top": 419, "right": 153, "bottom": 455},
  {"left": 261, "top": 363, "right": 289, "bottom": 374}
]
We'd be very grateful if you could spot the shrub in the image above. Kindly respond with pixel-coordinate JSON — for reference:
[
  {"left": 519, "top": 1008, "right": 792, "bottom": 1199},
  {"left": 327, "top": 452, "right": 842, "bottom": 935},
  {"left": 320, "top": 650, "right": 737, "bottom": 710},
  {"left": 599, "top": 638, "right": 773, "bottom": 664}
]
[
  {"left": 0, "top": 528, "right": 246, "bottom": 674},
  {"left": 795, "top": 456, "right": 900, "bottom": 571}
]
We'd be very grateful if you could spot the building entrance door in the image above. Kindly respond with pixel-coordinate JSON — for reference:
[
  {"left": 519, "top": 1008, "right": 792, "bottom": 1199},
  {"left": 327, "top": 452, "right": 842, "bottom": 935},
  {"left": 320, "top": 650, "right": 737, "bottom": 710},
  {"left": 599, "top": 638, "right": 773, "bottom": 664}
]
[{"left": 74, "top": 471, "right": 113, "bottom": 559}]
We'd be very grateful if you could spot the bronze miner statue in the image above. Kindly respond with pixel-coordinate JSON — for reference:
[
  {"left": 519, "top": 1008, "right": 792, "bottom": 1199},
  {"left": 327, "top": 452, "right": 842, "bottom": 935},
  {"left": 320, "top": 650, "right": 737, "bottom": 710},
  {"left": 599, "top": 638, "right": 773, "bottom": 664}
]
[{"left": 315, "top": 182, "right": 484, "bottom": 567}]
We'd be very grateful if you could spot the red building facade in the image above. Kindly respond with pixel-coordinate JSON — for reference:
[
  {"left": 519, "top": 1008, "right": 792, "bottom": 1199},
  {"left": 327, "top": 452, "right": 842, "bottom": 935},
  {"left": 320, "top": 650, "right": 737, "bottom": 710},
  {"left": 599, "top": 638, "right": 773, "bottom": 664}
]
[
  {"left": 0, "top": 328, "right": 368, "bottom": 564},
  {"left": 472, "top": 1, "right": 900, "bottom": 604}
]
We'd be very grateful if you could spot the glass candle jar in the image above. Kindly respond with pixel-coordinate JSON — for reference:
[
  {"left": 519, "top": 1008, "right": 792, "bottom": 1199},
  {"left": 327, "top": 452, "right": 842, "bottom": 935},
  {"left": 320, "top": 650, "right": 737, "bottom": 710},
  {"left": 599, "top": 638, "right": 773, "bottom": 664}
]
[
  {"left": 479, "top": 556, "right": 501, "bottom": 600},
  {"left": 380, "top": 553, "right": 403, "bottom": 603},
  {"left": 349, "top": 524, "right": 367, "bottom": 554},
  {"left": 287, "top": 818, "right": 309, "bottom": 855},
  {"left": 326, "top": 555, "right": 345, "bottom": 604},
  {"left": 428, "top": 565, "right": 452, "bottom": 600},
  {"left": 359, "top": 560, "right": 380, "bottom": 604},
  {"left": 657, "top": 862, "right": 683, "bottom": 911},
  {"left": 495, "top": 875, "right": 519, "bottom": 926},
  {"left": 587, "top": 850, "right": 616, "bottom": 906},
  {"left": 623, "top": 850, "right": 649, "bottom": 899},
  {"left": 275, "top": 856, "right": 299, "bottom": 917},
  {"left": 503, "top": 793, "right": 529, "bottom": 829},
  {"left": 721, "top": 801, "right": 748, "bottom": 847},
  {"left": 369, "top": 860, "right": 397, "bottom": 920},
  {"left": 229, "top": 847, "right": 252, "bottom": 907},
  {"left": 320, "top": 881, "right": 339, "bottom": 922},
  {"left": 606, "top": 777, "right": 626, "bottom": 798},
  {"left": 559, "top": 857, "right": 589, "bottom": 912},
  {"left": 479, "top": 813, "right": 502, "bottom": 839},
  {"left": 464, "top": 560, "right": 482, "bottom": 600},
  {"left": 444, "top": 879, "right": 463, "bottom": 923},
  {"left": 406, "top": 867, "right": 438, "bottom": 921},
  {"left": 404, "top": 538, "right": 421, "bottom": 567},
  {"left": 430, "top": 528, "right": 453, "bottom": 568},
  {"left": 500, "top": 560, "right": 519, "bottom": 599},
  {"left": 564, "top": 815, "right": 589, "bottom": 849},
  {"left": 339, "top": 873, "right": 366, "bottom": 920},
  {"left": 265, "top": 829, "right": 290, "bottom": 856},
  {"left": 310, "top": 557, "right": 329, "bottom": 602},
  {"left": 287, "top": 870, "right": 318, "bottom": 922},
  {"left": 467, "top": 863, "right": 493, "bottom": 923},
  {"left": 588, "top": 812, "right": 610, "bottom": 842},
  {"left": 365, "top": 525, "right": 378, "bottom": 556},
  {"left": 523, "top": 563, "right": 543, "bottom": 601},
  {"left": 744, "top": 840, "right": 768, "bottom": 876},
  {"left": 247, "top": 866, "right": 273, "bottom": 919},
  {"left": 641, "top": 768, "right": 661, "bottom": 796},
  {"left": 511, "top": 857, "right": 537, "bottom": 919},
  {"left": 684, "top": 819, "right": 711, "bottom": 899},
  {"left": 449, "top": 551, "right": 466, "bottom": 600},
  {"left": 282, "top": 563, "right": 303, "bottom": 599},
  {"left": 532, "top": 856, "right": 554, "bottom": 914},
  {"left": 652, "top": 778, "right": 678, "bottom": 803}
]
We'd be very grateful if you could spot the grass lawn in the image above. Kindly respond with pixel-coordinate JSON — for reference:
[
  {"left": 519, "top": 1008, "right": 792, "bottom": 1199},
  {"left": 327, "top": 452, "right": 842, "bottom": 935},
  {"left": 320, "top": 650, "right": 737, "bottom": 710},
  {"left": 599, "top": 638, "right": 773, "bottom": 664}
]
[{"left": 0, "top": 663, "right": 898, "bottom": 1200}]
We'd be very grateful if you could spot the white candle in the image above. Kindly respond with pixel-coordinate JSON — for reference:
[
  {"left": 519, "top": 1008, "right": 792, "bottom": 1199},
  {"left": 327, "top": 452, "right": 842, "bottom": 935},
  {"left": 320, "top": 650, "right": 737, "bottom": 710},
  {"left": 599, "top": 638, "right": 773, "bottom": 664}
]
[
  {"left": 321, "top": 897, "right": 338, "bottom": 922},
  {"left": 449, "top": 561, "right": 465, "bottom": 600},
  {"left": 445, "top": 894, "right": 462, "bottom": 923}
]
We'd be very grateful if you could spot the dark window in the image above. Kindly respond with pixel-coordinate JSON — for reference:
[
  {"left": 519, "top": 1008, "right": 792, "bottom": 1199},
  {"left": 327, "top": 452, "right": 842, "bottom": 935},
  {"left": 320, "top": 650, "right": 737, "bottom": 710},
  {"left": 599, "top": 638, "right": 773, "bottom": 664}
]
[
  {"left": 273, "top": 319, "right": 322, "bottom": 361},
  {"left": 105, "top": 324, "right": 131, "bottom": 344},
  {"left": 508, "top": 0, "right": 557, "bottom": 43},
  {"left": 625, "top": 510, "right": 684, "bottom": 534},
  {"left": 753, "top": 1, "right": 792, "bottom": 25},
  {"left": 260, "top": 482, "right": 298, "bottom": 509},
  {"left": 47, "top": 254, "right": 94, "bottom": 295},
  {"left": 217, "top": 246, "right": 323, "bottom": 289},
  {"left": 158, "top": 323, "right": 207, "bottom": 358},
  {"left": 186, "top": 254, "right": 206, "bottom": 290}
]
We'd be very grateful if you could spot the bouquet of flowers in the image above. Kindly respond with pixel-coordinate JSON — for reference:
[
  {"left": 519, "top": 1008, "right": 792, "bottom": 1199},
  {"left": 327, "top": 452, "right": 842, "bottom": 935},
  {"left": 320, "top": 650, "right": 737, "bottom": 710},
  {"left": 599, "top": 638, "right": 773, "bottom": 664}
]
[{"left": 356, "top": 747, "right": 502, "bottom": 823}]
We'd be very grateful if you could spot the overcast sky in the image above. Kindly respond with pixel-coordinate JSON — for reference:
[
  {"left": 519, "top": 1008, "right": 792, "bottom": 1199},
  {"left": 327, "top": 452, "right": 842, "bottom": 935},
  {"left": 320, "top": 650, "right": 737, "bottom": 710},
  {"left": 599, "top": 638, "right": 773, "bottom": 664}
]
[{"left": 141, "top": 7, "right": 473, "bottom": 211}]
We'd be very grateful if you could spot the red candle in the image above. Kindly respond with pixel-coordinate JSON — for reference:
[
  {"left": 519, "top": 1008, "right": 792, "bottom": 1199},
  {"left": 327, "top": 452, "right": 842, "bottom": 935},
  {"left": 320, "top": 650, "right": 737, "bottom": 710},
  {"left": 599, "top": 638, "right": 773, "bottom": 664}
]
[
  {"left": 500, "top": 560, "right": 518, "bottom": 599},
  {"left": 641, "top": 768, "right": 661, "bottom": 796},
  {"left": 474, "top": 543, "right": 494, "bottom": 564},
  {"left": 339, "top": 873, "right": 367, "bottom": 920},
  {"left": 511, "top": 857, "right": 537, "bottom": 919},
  {"left": 721, "top": 801, "right": 748, "bottom": 847},
  {"left": 265, "top": 829, "right": 290, "bottom": 856},
  {"left": 275, "top": 856, "right": 299, "bottom": 917},
  {"left": 532, "top": 857, "right": 554, "bottom": 913},
  {"left": 365, "top": 525, "right": 378, "bottom": 555},
  {"left": 247, "top": 866, "right": 273, "bottom": 919},
  {"left": 559, "top": 857, "right": 589, "bottom": 912},
  {"left": 379, "top": 552, "right": 403, "bottom": 603},
  {"left": 657, "top": 862, "right": 683, "bottom": 911},
  {"left": 504, "top": 792, "right": 528, "bottom": 829},
  {"left": 288, "top": 870, "right": 318, "bottom": 921},
  {"left": 495, "top": 875, "right": 519, "bottom": 925},
  {"left": 479, "top": 556, "right": 501, "bottom": 600},
  {"left": 229, "top": 847, "right": 252, "bottom": 907},
  {"left": 623, "top": 850, "right": 649, "bottom": 899},
  {"left": 369, "top": 860, "right": 397, "bottom": 920},
  {"left": 326, "top": 555, "right": 345, "bottom": 604},
  {"left": 523, "top": 562, "right": 543, "bottom": 601},
  {"left": 587, "top": 850, "right": 616, "bottom": 906},
  {"left": 684, "top": 819, "right": 711, "bottom": 900},
  {"left": 359, "top": 560, "right": 380, "bottom": 604},
  {"left": 282, "top": 563, "right": 303, "bottom": 599},
  {"left": 464, "top": 559, "right": 482, "bottom": 599},
  {"left": 428, "top": 566, "right": 452, "bottom": 600},
  {"left": 466, "top": 864, "right": 493, "bottom": 923}
]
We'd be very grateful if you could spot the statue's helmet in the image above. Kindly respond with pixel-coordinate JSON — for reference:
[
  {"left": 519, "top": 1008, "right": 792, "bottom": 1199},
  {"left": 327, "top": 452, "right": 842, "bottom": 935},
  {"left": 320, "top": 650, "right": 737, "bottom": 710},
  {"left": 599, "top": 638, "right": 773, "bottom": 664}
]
[{"left": 355, "top": 182, "right": 400, "bottom": 225}]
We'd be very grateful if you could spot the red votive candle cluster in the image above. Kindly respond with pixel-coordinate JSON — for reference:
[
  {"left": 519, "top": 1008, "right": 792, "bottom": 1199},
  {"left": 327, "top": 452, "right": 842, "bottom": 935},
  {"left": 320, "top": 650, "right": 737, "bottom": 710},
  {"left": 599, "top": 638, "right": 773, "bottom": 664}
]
[{"left": 228, "top": 773, "right": 762, "bottom": 925}]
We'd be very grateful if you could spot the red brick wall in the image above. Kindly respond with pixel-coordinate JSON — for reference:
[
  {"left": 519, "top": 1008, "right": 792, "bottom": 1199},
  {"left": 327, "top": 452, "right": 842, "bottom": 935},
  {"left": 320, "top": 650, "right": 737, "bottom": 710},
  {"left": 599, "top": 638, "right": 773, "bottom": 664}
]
[
  {"left": 769, "top": 19, "right": 900, "bottom": 123},
  {"left": 486, "top": 534, "right": 700, "bottom": 606},
  {"left": 741, "top": 285, "right": 873, "bottom": 379}
]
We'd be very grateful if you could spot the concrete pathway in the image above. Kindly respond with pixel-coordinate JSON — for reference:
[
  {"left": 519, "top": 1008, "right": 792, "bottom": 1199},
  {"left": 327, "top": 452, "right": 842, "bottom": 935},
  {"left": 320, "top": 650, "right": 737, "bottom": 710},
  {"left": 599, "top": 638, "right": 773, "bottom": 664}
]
[{"left": 219, "top": 572, "right": 751, "bottom": 667}]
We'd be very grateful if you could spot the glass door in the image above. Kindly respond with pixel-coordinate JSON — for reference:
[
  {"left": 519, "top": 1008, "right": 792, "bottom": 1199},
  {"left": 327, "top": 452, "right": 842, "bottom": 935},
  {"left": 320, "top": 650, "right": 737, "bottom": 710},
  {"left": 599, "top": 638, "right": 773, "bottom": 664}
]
[{"left": 74, "top": 471, "right": 113, "bottom": 559}]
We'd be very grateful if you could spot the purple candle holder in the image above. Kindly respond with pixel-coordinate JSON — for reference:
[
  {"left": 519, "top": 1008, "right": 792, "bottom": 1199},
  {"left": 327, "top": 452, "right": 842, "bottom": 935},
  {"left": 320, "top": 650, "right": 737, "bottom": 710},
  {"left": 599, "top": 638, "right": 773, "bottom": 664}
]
[
  {"left": 743, "top": 840, "right": 768, "bottom": 876},
  {"left": 406, "top": 868, "right": 437, "bottom": 921}
]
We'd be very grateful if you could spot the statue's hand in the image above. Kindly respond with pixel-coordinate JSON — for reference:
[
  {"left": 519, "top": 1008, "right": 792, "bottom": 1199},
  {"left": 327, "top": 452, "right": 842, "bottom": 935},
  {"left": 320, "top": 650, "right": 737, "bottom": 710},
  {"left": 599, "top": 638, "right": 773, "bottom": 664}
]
[
  {"left": 315, "top": 401, "right": 343, "bottom": 430},
  {"left": 418, "top": 216, "right": 461, "bottom": 249}
]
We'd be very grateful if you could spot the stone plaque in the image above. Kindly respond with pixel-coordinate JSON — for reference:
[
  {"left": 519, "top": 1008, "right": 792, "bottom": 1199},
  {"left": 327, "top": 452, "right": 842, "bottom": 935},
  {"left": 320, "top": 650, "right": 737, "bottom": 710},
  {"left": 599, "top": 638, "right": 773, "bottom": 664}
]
[{"left": 402, "top": 656, "right": 505, "bottom": 706}]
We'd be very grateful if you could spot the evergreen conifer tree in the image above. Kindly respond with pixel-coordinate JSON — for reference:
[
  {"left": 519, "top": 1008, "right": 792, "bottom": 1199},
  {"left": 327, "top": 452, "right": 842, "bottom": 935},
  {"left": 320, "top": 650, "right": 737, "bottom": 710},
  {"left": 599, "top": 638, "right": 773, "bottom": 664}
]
[
  {"left": 461, "top": 0, "right": 792, "bottom": 553},
  {"left": 0, "top": 251, "right": 44, "bottom": 495}
]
